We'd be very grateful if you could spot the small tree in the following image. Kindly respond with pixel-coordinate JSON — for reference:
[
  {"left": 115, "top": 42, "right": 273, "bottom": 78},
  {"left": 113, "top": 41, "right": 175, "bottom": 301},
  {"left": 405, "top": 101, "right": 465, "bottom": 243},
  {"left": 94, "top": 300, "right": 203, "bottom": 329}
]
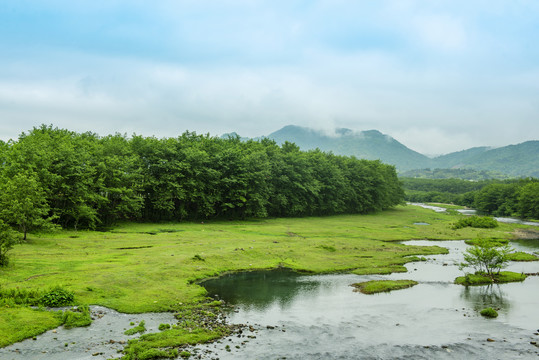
[
  {"left": 459, "top": 239, "right": 512, "bottom": 278},
  {"left": 0, "top": 220, "right": 18, "bottom": 267},
  {"left": 0, "top": 171, "right": 56, "bottom": 240}
]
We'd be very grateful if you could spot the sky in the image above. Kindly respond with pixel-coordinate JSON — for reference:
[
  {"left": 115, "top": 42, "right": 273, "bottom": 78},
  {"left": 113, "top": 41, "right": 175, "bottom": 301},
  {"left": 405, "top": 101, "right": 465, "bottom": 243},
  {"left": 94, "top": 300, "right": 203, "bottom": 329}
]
[{"left": 1, "top": 1, "right": 538, "bottom": 155}]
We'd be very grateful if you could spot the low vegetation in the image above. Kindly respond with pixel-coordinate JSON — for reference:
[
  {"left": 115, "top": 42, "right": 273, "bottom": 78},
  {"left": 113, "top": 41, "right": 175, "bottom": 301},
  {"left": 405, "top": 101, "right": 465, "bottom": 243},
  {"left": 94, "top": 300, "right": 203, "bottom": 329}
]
[
  {"left": 480, "top": 307, "right": 499, "bottom": 318},
  {"left": 0, "top": 205, "right": 533, "bottom": 357},
  {"left": 352, "top": 280, "right": 418, "bottom": 294},
  {"left": 452, "top": 216, "right": 498, "bottom": 230},
  {"left": 507, "top": 251, "right": 538, "bottom": 261},
  {"left": 455, "top": 271, "right": 527, "bottom": 286}
]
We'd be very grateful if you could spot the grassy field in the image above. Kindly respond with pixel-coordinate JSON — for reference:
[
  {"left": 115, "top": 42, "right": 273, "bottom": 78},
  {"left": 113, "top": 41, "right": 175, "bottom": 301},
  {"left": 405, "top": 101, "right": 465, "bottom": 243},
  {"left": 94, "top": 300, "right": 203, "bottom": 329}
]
[{"left": 0, "top": 205, "right": 529, "bottom": 351}]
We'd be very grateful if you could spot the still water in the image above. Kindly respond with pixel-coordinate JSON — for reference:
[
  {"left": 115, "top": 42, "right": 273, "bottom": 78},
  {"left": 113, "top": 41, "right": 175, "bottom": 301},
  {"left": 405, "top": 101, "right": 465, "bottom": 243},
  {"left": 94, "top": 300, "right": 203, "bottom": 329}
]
[{"left": 199, "top": 240, "right": 539, "bottom": 359}]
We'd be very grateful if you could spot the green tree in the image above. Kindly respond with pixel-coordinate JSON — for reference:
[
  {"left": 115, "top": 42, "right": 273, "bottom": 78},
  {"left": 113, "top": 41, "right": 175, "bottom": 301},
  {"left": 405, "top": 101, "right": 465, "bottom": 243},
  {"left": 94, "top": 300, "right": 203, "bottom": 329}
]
[
  {"left": 0, "top": 220, "right": 18, "bottom": 266},
  {"left": 517, "top": 182, "right": 539, "bottom": 219},
  {"left": 0, "top": 171, "right": 55, "bottom": 240},
  {"left": 459, "top": 239, "right": 512, "bottom": 278}
]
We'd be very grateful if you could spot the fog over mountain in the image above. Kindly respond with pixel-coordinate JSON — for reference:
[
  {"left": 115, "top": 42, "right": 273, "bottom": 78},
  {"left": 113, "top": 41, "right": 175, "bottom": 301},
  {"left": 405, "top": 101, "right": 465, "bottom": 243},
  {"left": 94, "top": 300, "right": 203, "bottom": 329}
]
[{"left": 223, "top": 125, "right": 539, "bottom": 177}]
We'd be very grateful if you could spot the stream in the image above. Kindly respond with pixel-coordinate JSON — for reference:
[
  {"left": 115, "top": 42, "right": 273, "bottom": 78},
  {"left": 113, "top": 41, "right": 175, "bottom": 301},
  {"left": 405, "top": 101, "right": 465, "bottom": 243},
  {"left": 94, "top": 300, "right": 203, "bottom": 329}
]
[{"left": 196, "top": 240, "right": 539, "bottom": 359}]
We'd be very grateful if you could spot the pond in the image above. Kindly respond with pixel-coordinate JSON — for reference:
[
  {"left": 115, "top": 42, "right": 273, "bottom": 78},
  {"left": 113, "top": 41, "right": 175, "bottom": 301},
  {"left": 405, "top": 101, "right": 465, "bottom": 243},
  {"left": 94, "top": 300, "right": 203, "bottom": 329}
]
[{"left": 197, "top": 240, "right": 539, "bottom": 359}]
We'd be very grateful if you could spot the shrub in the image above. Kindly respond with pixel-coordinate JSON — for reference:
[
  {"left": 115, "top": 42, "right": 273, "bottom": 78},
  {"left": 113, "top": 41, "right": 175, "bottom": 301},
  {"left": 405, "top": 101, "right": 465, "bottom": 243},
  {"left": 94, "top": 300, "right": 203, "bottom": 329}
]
[
  {"left": 480, "top": 307, "right": 498, "bottom": 318},
  {"left": 39, "top": 287, "right": 74, "bottom": 307},
  {"left": 453, "top": 216, "right": 498, "bottom": 230}
]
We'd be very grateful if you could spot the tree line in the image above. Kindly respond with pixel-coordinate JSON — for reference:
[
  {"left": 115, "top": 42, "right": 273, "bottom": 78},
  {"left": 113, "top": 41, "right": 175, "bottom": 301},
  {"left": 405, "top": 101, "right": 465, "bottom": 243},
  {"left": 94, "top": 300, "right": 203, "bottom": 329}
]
[
  {"left": 0, "top": 125, "right": 404, "bottom": 237},
  {"left": 402, "top": 177, "right": 539, "bottom": 219}
]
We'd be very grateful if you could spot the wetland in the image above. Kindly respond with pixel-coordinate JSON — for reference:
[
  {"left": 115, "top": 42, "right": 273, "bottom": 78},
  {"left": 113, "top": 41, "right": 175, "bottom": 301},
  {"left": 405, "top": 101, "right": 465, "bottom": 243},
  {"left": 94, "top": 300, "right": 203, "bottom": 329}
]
[{"left": 1, "top": 205, "right": 538, "bottom": 359}]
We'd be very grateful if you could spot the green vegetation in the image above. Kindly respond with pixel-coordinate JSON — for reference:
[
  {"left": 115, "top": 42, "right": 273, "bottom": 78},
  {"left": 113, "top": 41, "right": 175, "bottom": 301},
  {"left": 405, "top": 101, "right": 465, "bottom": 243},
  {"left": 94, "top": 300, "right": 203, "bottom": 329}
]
[
  {"left": 507, "top": 251, "right": 539, "bottom": 261},
  {"left": 62, "top": 305, "right": 92, "bottom": 329},
  {"left": 0, "top": 125, "right": 403, "bottom": 235},
  {"left": 455, "top": 272, "right": 527, "bottom": 286},
  {"left": 480, "top": 307, "right": 498, "bottom": 318},
  {"left": 40, "top": 286, "right": 75, "bottom": 307},
  {"left": 452, "top": 216, "right": 498, "bottom": 229},
  {"left": 0, "top": 220, "right": 18, "bottom": 266},
  {"left": 402, "top": 177, "right": 539, "bottom": 219},
  {"left": 459, "top": 239, "right": 512, "bottom": 277},
  {"left": 352, "top": 280, "right": 418, "bottom": 294},
  {"left": 124, "top": 321, "right": 147, "bottom": 335}
]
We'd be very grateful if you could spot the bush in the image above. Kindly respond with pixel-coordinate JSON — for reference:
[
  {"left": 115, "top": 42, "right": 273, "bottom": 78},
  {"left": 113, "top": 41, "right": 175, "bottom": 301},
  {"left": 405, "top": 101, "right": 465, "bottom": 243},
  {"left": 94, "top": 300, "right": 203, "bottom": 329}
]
[
  {"left": 480, "top": 307, "right": 498, "bottom": 318},
  {"left": 39, "top": 287, "right": 74, "bottom": 307},
  {"left": 453, "top": 216, "right": 498, "bottom": 230},
  {"left": 0, "top": 221, "right": 18, "bottom": 267}
]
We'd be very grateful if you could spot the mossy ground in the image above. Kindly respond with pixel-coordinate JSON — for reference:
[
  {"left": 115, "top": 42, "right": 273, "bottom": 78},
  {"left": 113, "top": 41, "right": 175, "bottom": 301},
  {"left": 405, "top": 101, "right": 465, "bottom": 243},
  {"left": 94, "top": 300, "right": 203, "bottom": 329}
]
[
  {"left": 507, "top": 251, "right": 538, "bottom": 262},
  {"left": 0, "top": 205, "right": 531, "bottom": 355},
  {"left": 454, "top": 271, "right": 527, "bottom": 286},
  {"left": 352, "top": 280, "right": 418, "bottom": 294}
]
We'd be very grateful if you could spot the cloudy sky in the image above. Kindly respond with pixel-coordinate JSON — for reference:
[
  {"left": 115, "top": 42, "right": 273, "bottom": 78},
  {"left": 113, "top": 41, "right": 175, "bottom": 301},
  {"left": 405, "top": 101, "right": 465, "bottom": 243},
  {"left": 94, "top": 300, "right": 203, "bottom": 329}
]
[{"left": 1, "top": 1, "right": 538, "bottom": 155}]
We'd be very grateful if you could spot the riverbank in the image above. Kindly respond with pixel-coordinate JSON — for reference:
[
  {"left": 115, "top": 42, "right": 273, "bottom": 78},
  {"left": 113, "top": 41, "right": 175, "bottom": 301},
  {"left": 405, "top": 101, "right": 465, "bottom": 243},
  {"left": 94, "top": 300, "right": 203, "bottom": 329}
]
[{"left": 0, "top": 205, "right": 535, "bottom": 357}]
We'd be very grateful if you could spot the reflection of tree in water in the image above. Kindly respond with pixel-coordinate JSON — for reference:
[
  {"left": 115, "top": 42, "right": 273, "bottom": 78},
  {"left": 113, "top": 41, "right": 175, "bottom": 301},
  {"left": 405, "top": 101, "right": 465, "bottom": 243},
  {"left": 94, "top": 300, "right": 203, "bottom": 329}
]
[
  {"left": 202, "top": 269, "right": 320, "bottom": 311},
  {"left": 460, "top": 284, "right": 510, "bottom": 312}
]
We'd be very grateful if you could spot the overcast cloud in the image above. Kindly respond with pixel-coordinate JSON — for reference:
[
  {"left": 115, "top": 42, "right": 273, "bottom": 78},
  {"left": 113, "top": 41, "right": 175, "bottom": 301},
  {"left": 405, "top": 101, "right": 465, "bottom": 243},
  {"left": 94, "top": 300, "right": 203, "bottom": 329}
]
[{"left": 1, "top": 0, "right": 538, "bottom": 154}]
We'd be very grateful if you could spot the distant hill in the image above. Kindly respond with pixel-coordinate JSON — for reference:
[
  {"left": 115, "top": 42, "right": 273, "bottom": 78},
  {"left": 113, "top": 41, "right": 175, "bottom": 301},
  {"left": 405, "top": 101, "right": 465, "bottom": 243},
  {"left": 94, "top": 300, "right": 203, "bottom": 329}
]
[
  {"left": 224, "top": 125, "right": 538, "bottom": 178},
  {"left": 266, "top": 125, "right": 431, "bottom": 171},
  {"left": 433, "top": 141, "right": 539, "bottom": 178}
]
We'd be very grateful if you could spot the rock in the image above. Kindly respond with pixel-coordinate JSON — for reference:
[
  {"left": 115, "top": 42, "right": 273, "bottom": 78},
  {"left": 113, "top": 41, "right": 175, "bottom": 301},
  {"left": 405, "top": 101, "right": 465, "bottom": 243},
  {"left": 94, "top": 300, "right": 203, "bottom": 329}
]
[{"left": 487, "top": 338, "right": 495, "bottom": 342}]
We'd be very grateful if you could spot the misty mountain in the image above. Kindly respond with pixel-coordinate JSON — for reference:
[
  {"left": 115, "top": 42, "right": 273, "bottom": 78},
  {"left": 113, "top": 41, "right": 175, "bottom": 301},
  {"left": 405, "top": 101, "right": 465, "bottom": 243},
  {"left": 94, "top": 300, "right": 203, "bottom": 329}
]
[
  {"left": 266, "top": 125, "right": 431, "bottom": 171},
  {"left": 224, "top": 125, "right": 538, "bottom": 177}
]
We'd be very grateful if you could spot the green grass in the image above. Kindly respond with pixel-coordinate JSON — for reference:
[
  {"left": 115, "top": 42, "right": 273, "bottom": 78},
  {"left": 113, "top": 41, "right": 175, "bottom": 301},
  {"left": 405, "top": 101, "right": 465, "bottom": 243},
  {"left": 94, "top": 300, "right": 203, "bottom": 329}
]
[
  {"left": 480, "top": 307, "right": 498, "bottom": 318},
  {"left": 0, "top": 204, "right": 531, "bottom": 354},
  {"left": 455, "top": 271, "right": 527, "bottom": 286},
  {"left": 507, "top": 251, "right": 538, "bottom": 262},
  {"left": 352, "top": 280, "right": 418, "bottom": 294}
]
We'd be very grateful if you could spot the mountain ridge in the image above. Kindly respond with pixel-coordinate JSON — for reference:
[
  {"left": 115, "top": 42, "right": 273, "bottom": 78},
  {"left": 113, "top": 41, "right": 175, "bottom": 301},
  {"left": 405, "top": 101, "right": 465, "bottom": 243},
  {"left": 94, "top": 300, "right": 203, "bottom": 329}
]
[{"left": 222, "top": 125, "right": 538, "bottom": 177}]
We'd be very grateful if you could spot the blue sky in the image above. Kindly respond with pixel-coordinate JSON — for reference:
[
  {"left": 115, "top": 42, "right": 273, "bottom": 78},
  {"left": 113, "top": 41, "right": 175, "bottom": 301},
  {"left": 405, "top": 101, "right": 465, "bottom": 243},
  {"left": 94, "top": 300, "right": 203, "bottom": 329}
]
[{"left": 1, "top": 1, "right": 538, "bottom": 154}]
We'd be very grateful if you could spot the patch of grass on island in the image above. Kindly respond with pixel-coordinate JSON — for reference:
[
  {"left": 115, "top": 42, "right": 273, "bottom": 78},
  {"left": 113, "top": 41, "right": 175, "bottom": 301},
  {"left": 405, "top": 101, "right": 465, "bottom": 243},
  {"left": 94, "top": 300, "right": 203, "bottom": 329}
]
[
  {"left": 352, "top": 280, "right": 418, "bottom": 294},
  {"left": 507, "top": 251, "right": 538, "bottom": 262},
  {"left": 455, "top": 271, "right": 527, "bottom": 286}
]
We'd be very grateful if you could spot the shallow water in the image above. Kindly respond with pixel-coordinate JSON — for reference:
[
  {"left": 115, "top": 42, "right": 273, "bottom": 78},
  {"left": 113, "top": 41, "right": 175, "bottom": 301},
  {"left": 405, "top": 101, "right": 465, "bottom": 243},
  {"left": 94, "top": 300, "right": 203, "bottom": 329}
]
[
  {"left": 410, "top": 202, "right": 539, "bottom": 227},
  {"left": 0, "top": 306, "right": 176, "bottom": 360},
  {"left": 198, "top": 240, "right": 539, "bottom": 359}
]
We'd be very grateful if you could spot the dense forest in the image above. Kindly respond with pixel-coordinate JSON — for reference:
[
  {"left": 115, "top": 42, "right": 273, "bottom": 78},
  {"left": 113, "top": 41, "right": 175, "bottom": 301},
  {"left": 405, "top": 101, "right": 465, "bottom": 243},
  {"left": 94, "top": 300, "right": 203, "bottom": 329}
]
[
  {"left": 0, "top": 125, "right": 404, "bottom": 236},
  {"left": 402, "top": 177, "right": 539, "bottom": 219}
]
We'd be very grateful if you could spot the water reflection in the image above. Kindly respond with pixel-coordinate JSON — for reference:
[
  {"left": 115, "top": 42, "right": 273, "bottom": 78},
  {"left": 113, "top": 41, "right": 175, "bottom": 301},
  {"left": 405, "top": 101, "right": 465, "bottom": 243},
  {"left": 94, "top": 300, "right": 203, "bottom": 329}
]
[
  {"left": 202, "top": 269, "right": 320, "bottom": 310},
  {"left": 460, "top": 284, "right": 510, "bottom": 312}
]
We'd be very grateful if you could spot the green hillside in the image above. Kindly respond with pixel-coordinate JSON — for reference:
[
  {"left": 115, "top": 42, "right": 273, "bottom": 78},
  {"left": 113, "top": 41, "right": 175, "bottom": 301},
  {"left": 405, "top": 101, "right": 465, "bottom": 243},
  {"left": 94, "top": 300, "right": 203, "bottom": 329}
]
[{"left": 266, "top": 125, "right": 431, "bottom": 171}]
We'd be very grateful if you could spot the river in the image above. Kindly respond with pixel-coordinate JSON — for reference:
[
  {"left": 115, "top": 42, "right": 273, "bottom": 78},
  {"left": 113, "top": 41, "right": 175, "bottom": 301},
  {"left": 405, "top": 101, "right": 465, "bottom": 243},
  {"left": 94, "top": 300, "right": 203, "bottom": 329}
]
[{"left": 196, "top": 240, "right": 539, "bottom": 359}]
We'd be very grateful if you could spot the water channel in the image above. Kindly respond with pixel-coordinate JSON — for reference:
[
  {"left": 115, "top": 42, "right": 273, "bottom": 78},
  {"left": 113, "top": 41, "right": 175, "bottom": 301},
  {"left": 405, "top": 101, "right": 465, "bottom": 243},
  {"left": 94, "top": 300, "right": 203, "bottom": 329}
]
[{"left": 196, "top": 240, "right": 539, "bottom": 359}]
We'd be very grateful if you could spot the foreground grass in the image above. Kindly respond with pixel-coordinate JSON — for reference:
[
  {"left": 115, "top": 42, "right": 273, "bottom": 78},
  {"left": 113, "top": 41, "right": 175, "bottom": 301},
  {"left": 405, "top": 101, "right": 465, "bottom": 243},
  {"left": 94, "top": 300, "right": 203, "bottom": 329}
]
[
  {"left": 0, "top": 205, "right": 529, "bottom": 354},
  {"left": 352, "top": 280, "right": 418, "bottom": 294}
]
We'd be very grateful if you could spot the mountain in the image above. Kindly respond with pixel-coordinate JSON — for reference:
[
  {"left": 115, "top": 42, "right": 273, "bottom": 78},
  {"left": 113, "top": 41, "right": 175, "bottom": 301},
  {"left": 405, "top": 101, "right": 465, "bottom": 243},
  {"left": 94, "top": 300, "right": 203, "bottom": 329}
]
[
  {"left": 434, "top": 141, "right": 539, "bottom": 178},
  {"left": 266, "top": 125, "right": 431, "bottom": 171},
  {"left": 223, "top": 125, "right": 538, "bottom": 177}
]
